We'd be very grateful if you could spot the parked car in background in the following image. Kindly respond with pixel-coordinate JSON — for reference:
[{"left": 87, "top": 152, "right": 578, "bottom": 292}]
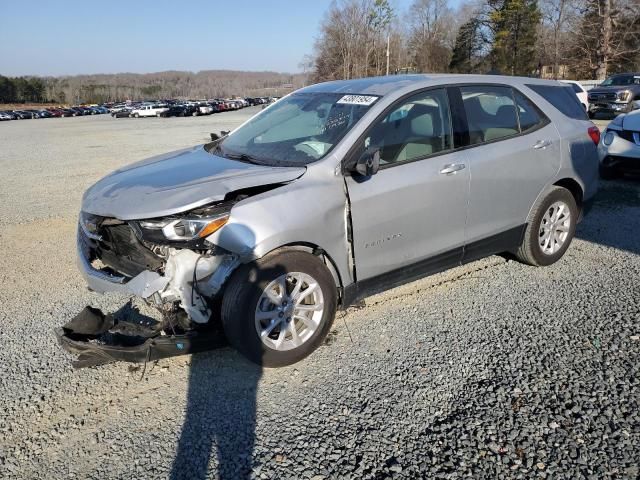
[
  {"left": 112, "top": 109, "right": 133, "bottom": 118},
  {"left": 12, "top": 110, "right": 35, "bottom": 119},
  {"left": 1, "top": 110, "right": 20, "bottom": 120},
  {"left": 32, "top": 109, "right": 52, "bottom": 118},
  {"left": 47, "top": 108, "right": 64, "bottom": 117},
  {"left": 68, "top": 107, "right": 88, "bottom": 116},
  {"left": 63, "top": 75, "right": 599, "bottom": 368},
  {"left": 60, "top": 108, "right": 78, "bottom": 117},
  {"left": 131, "top": 103, "right": 169, "bottom": 117},
  {"left": 159, "top": 105, "right": 196, "bottom": 117},
  {"left": 0, "top": 111, "right": 14, "bottom": 121},
  {"left": 560, "top": 80, "right": 589, "bottom": 111},
  {"left": 196, "top": 103, "right": 214, "bottom": 115},
  {"left": 588, "top": 73, "right": 640, "bottom": 118},
  {"left": 598, "top": 110, "right": 640, "bottom": 178}
]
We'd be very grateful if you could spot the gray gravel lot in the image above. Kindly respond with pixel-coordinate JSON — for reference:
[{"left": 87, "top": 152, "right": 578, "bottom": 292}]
[{"left": 0, "top": 112, "right": 638, "bottom": 479}]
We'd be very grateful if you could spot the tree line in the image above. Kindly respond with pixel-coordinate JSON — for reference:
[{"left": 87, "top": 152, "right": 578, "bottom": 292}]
[
  {"left": 310, "top": 0, "right": 640, "bottom": 82},
  {"left": 0, "top": 71, "right": 307, "bottom": 105}
]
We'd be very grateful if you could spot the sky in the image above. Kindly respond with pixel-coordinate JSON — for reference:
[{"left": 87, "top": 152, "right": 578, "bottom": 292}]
[{"left": 0, "top": 0, "right": 462, "bottom": 77}]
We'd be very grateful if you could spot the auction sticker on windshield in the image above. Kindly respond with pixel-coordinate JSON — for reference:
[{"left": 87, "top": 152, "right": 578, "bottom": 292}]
[{"left": 337, "top": 95, "right": 379, "bottom": 106}]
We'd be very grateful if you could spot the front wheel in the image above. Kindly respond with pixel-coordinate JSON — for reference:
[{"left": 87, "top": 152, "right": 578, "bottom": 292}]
[
  {"left": 221, "top": 250, "right": 337, "bottom": 367},
  {"left": 515, "top": 187, "right": 578, "bottom": 267}
]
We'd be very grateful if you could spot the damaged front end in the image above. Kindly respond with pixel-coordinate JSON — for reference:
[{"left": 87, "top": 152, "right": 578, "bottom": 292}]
[{"left": 58, "top": 203, "right": 241, "bottom": 368}]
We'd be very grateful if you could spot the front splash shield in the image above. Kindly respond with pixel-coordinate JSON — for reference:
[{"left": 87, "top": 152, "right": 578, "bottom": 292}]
[{"left": 56, "top": 306, "right": 225, "bottom": 369}]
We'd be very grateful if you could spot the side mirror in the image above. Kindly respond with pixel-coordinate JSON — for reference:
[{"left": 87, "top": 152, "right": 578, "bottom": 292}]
[{"left": 354, "top": 149, "right": 380, "bottom": 177}]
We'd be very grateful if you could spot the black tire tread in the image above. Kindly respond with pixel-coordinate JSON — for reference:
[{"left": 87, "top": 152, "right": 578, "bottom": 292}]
[{"left": 516, "top": 186, "right": 577, "bottom": 267}]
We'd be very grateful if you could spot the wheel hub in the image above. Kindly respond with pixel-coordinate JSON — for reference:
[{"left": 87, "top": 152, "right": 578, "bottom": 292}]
[
  {"left": 254, "top": 272, "right": 324, "bottom": 351},
  {"left": 539, "top": 200, "right": 571, "bottom": 255}
]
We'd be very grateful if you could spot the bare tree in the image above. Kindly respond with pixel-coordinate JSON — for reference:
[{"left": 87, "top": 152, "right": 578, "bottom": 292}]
[
  {"left": 569, "top": 0, "right": 640, "bottom": 79},
  {"left": 406, "top": 0, "right": 456, "bottom": 72},
  {"left": 539, "top": 0, "right": 579, "bottom": 78}
]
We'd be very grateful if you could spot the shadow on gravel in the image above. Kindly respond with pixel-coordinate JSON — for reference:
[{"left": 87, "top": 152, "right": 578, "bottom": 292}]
[
  {"left": 171, "top": 259, "right": 290, "bottom": 480},
  {"left": 575, "top": 178, "right": 640, "bottom": 256},
  {"left": 170, "top": 351, "right": 262, "bottom": 480}
]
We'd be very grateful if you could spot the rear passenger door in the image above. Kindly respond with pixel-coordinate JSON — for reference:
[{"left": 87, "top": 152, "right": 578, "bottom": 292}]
[{"left": 456, "top": 85, "right": 561, "bottom": 260}]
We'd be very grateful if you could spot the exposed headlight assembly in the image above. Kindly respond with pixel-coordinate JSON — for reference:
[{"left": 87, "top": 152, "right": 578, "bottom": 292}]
[
  {"left": 133, "top": 204, "right": 230, "bottom": 245},
  {"left": 603, "top": 130, "right": 616, "bottom": 146}
]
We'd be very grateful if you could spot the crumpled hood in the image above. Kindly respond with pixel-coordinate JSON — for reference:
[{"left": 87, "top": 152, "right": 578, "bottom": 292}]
[{"left": 82, "top": 144, "right": 305, "bottom": 220}]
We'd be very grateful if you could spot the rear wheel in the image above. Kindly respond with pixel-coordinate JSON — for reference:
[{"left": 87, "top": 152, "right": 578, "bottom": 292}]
[
  {"left": 221, "top": 250, "right": 337, "bottom": 367},
  {"left": 516, "top": 187, "right": 578, "bottom": 267}
]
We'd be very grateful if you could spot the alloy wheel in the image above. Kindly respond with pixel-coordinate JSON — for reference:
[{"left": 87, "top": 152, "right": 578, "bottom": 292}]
[
  {"left": 254, "top": 272, "right": 324, "bottom": 351},
  {"left": 539, "top": 200, "right": 571, "bottom": 255}
]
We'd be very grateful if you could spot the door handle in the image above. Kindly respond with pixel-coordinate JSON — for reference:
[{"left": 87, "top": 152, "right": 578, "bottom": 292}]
[
  {"left": 440, "top": 163, "right": 466, "bottom": 175},
  {"left": 533, "top": 140, "right": 552, "bottom": 149}
]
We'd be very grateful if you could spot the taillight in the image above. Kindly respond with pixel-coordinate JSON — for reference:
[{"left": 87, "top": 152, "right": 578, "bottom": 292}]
[{"left": 588, "top": 126, "right": 600, "bottom": 145}]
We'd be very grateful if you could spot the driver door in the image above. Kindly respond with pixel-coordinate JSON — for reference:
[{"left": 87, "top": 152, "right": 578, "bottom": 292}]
[{"left": 345, "top": 88, "right": 469, "bottom": 283}]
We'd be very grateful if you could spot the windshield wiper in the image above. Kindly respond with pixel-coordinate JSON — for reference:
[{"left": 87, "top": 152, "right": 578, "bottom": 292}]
[{"left": 224, "top": 152, "right": 264, "bottom": 165}]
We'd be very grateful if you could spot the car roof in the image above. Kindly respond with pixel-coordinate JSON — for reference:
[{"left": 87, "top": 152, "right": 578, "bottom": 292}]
[{"left": 298, "top": 74, "right": 569, "bottom": 96}]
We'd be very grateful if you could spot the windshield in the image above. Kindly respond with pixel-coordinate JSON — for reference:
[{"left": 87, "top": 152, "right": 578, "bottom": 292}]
[
  {"left": 601, "top": 75, "right": 640, "bottom": 86},
  {"left": 214, "top": 92, "right": 378, "bottom": 166}
]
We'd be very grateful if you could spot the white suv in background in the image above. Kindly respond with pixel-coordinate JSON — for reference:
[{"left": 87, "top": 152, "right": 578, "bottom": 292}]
[
  {"left": 131, "top": 104, "right": 169, "bottom": 118},
  {"left": 561, "top": 80, "right": 589, "bottom": 111}
]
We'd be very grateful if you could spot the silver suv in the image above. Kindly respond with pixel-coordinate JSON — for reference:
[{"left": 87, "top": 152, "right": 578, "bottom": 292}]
[{"left": 66, "top": 75, "right": 599, "bottom": 367}]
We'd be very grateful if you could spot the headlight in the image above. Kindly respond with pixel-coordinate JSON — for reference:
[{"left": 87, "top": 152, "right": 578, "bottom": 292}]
[
  {"left": 617, "top": 90, "right": 631, "bottom": 101},
  {"left": 133, "top": 204, "right": 230, "bottom": 244},
  {"left": 603, "top": 131, "right": 615, "bottom": 146}
]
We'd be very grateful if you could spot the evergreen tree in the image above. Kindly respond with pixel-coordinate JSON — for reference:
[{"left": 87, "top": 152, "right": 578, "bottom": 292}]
[
  {"left": 449, "top": 18, "right": 483, "bottom": 73},
  {"left": 489, "top": 0, "right": 541, "bottom": 75}
]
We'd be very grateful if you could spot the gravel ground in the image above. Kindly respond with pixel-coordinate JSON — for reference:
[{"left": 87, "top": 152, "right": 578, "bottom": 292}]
[{"left": 0, "top": 112, "right": 638, "bottom": 480}]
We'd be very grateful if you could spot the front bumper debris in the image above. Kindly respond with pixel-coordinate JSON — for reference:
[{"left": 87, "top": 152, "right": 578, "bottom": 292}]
[
  {"left": 77, "top": 225, "right": 240, "bottom": 324},
  {"left": 56, "top": 306, "right": 225, "bottom": 368}
]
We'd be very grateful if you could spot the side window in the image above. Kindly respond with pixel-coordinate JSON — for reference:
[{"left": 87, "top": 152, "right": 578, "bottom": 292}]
[
  {"left": 460, "top": 86, "right": 519, "bottom": 144},
  {"left": 513, "top": 90, "right": 547, "bottom": 132},
  {"left": 525, "top": 84, "right": 588, "bottom": 120},
  {"left": 361, "top": 88, "right": 452, "bottom": 166}
]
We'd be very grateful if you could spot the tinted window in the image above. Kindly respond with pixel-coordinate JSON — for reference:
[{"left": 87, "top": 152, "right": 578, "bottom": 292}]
[
  {"left": 600, "top": 75, "right": 640, "bottom": 86},
  {"left": 526, "top": 84, "right": 588, "bottom": 120},
  {"left": 569, "top": 83, "right": 583, "bottom": 94},
  {"left": 360, "top": 88, "right": 452, "bottom": 166},
  {"left": 513, "top": 90, "right": 547, "bottom": 132},
  {"left": 460, "top": 86, "right": 519, "bottom": 144}
]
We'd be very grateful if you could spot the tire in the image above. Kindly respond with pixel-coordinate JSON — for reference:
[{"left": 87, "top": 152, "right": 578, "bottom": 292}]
[
  {"left": 599, "top": 163, "right": 619, "bottom": 180},
  {"left": 221, "top": 250, "right": 337, "bottom": 367},
  {"left": 515, "top": 186, "right": 578, "bottom": 267},
  {"left": 588, "top": 111, "right": 595, "bottom": 119},
  {"left": 134, "top": 113, "right": 139, "bottom": 118},
  {"left": 192, "top": 111, "right": 198, "bottom": 117}
]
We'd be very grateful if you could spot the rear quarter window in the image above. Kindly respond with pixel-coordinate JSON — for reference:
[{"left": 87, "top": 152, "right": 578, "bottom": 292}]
[{"left": 525, "top": 84, "right": 588, "bottom": 120}]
